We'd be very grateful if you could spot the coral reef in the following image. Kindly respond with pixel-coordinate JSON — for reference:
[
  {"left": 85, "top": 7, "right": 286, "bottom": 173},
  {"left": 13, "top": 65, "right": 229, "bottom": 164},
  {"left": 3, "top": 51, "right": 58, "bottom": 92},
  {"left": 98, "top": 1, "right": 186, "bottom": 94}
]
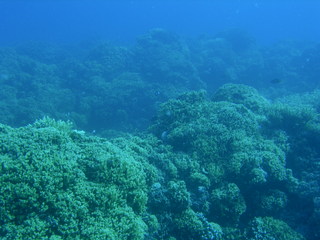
[
  {"left": 1, "top": 28, "right": 320, "bottom": 239},
  {"left": 1, "top": 29, "right": 319, "bottom": 132}
]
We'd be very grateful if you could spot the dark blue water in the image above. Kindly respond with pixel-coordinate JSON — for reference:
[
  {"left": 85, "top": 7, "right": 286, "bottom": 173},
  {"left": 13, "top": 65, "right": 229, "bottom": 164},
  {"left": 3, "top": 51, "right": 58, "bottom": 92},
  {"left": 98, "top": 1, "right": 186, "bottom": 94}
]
[{"left": 1, "top": 0, "right": 320, "bottom": 45}]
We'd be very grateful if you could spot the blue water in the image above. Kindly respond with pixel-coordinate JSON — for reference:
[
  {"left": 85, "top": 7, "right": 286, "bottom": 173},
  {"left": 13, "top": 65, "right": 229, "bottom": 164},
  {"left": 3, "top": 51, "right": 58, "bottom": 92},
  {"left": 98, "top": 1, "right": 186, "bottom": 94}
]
[{"left": 1, "top": 0, "right": 320, "bottom": 45}]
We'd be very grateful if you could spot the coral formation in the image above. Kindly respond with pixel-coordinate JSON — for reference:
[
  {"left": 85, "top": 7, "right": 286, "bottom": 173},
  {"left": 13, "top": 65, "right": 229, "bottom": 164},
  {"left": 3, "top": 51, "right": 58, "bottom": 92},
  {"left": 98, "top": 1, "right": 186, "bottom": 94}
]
[{"left": 1, "top": 29, "right": 320, "bottom": 239}]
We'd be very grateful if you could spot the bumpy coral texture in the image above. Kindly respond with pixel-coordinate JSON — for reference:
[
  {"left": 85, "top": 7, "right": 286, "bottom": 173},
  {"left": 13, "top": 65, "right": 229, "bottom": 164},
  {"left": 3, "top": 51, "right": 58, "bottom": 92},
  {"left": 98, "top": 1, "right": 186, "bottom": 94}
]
[{"left": 2, "top": 83, "right": 320, "bottom": 239}]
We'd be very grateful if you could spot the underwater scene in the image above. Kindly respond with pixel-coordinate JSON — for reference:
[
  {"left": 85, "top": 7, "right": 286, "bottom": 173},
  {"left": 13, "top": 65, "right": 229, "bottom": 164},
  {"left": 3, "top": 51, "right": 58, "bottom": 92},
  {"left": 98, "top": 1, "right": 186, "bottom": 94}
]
[{"left": 1, "top": 1, "right": 320, "bottom": 239}]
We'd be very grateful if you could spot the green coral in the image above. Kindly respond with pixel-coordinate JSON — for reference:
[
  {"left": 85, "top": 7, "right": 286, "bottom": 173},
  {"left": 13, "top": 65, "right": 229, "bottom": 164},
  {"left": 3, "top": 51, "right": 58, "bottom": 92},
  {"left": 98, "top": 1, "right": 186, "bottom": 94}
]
[
  {"left": 266, "top": 101, "right": 317, "bottom": 134},
  {"left": 1, "top": 81, "right": 319, "bottom": 239},
  {"left": 212, "top": 83, "right": 270, "bottom": 114},
  {"left": 173, "top": 208, "right": 223, "bottom": 240},
  {"left": 246, "top": 217, "right": 305, "bottom": 240},
  {"left": 148, "top": 84, "right": 314, "bottom": 237},
  {"left": 167, "top": 181, "right": 191, "bottom": 213},
  {"left": 210, "top": 183, "right": 246, "bottom": 226},
  {"left": 258, "top": 190, "right": 288, "bottom": 214},
  {"left": 150, "top": 87, "right": 294, "bottom": 188},
  {"left": 0, "top": 118, "right": 151, "bottom": 239}
]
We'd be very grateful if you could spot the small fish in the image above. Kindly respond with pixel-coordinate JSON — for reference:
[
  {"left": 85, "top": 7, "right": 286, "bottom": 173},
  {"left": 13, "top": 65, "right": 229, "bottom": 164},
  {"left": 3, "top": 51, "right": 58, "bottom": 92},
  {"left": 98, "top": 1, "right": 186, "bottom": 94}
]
[{"left": 270, "top": 78, "right": 283, "bottom": 84}]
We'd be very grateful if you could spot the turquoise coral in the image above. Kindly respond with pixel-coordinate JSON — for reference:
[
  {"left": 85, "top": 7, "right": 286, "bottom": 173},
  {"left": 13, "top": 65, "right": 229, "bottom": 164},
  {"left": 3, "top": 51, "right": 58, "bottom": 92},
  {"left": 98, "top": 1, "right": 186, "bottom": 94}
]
[{"left": 1, "top": 82, "right": 319, "bottom": 239}]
